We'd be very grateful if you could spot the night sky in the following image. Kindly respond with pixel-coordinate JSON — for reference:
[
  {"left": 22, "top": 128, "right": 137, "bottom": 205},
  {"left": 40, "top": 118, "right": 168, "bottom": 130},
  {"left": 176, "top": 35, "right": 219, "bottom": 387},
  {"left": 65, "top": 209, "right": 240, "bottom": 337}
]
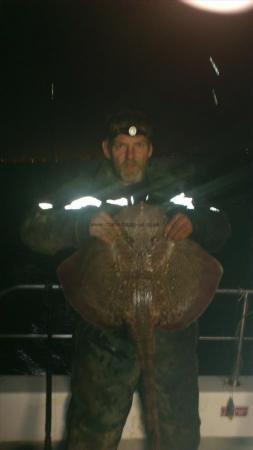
[
  {"left": 1, "top": 0, "right": 253, "bottom": 374},
  {"left": 2, "top": 0, "right": 253, "bottom": 163}
]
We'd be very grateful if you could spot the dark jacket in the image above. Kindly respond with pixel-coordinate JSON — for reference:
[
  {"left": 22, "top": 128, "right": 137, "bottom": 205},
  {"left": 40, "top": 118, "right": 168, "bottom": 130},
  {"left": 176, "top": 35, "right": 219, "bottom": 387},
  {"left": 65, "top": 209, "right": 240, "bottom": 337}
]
[{"left": 21, "top": 159, "right": 231, "bottom": 255}]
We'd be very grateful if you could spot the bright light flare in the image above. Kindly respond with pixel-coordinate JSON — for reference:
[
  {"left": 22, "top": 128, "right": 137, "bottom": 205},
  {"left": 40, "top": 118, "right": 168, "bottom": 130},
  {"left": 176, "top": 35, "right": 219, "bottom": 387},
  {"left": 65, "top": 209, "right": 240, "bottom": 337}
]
[
  {"left": 39, "top": 202, "right": 53, "bottom": 210},
  {"left": 64, "top": 196, "right": 102, "bottom": 210},
  {"left": 170, "top": 193, "right": 194, "bottom": 210},
  {"left": 180, "top": 0, "right": 253, "bottom": 14},
  {"left": 106, "top": 198, "right": 128, "bottom": 207}
]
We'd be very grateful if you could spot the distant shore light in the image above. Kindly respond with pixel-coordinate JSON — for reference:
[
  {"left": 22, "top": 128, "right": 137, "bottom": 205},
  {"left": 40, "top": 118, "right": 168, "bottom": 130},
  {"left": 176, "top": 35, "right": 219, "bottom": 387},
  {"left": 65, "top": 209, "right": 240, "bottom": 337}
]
[{"left": 180, "top": 0, "right": 253, "bottom": 14}]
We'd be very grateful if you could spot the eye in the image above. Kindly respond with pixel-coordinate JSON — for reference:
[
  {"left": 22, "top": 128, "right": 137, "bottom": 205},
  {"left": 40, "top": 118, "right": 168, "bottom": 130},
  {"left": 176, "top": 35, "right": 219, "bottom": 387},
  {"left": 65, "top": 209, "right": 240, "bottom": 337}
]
[
  {"left": 115, "top": 143, "right": 127, "bottom": 151},
  {"left": 135, "top": 142, "right": 146, "bottom": 149}
]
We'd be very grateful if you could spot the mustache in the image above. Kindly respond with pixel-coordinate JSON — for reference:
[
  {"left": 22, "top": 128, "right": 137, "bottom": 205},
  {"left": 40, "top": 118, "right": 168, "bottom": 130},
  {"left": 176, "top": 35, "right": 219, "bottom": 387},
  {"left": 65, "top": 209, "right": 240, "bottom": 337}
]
[{"left": 122, "top": 161, "right": 140, "bottom": 168}]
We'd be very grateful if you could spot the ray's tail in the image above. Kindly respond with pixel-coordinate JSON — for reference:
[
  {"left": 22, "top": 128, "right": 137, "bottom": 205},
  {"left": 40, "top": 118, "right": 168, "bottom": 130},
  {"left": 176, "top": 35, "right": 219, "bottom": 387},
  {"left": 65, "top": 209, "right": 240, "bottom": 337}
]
[{"left": 130, "top": 280, "right": 161, "bottom": 450}]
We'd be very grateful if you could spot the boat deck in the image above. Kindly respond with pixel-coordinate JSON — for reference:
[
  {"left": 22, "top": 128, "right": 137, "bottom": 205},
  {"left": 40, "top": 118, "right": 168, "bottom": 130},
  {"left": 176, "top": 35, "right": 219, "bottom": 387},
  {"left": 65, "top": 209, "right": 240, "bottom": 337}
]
[
  {"left": 1, "top": 376, "right": 253, "bottom": 449},
  {"left": 1, "top": 438, "right": 253, "bottom": 450}
]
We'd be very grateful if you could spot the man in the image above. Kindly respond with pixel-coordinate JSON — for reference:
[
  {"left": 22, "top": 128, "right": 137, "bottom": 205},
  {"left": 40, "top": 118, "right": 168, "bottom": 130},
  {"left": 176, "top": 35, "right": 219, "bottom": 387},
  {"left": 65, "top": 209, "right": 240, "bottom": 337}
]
[
  {"left": 90, "top": 118, "right": 193, "bottom": 246},
  {"left": 21, "top": 110, "right": 230, "bottom": 450}
]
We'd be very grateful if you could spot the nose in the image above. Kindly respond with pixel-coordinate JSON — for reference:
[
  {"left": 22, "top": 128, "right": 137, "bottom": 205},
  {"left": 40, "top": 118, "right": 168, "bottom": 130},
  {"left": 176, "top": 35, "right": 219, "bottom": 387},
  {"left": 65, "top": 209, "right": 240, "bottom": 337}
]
[{"left": 126, "top": 145, "right": 135, "bottom": 160}]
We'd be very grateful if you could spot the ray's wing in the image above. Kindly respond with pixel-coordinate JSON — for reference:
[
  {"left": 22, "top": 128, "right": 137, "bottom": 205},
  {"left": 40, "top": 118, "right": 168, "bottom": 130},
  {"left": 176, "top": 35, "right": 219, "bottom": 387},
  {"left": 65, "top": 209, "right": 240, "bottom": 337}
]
[
  {"left": 158, "top": 239, "right": 223, "bottom": 329},
  {"left": 57, "top": 239, "right": 127, "bottom": 328}
]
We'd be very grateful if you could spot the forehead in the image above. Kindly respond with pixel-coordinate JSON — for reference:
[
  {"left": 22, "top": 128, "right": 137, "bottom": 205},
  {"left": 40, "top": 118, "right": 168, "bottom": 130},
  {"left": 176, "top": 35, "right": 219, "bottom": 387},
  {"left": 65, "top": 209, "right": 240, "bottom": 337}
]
[{"left": 112, "top": 134, "right": 150, "bottom": 145}]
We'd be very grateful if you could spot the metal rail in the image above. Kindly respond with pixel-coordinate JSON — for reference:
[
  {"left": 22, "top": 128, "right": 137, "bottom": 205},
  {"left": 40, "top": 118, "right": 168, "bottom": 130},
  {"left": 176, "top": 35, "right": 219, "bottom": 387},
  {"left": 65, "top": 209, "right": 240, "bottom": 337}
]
[
  {"left": 1, "top": 285, "right": 253, "bottom": 384},
  {"left": 1, "top": 334, "right": 253, "bottom": 341},
  {"left": 0, "top": 283, "right": 60, "bottom": 450},
  {"left": 1, "top": 286, "right": 253, "bottom": 343},
  {"left": 0, "top": 283, "right": 61, "bottom": 298},
  {"left": 1, "top": 284, "right": 253, "bottom": 298}
]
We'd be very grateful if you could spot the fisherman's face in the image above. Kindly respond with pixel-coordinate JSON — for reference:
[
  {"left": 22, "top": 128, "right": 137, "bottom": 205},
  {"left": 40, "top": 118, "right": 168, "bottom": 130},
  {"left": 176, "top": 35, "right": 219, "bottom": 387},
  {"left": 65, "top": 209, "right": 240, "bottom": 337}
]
[{"left": 102, "top": 134, "right": 153, "bottom": 185}]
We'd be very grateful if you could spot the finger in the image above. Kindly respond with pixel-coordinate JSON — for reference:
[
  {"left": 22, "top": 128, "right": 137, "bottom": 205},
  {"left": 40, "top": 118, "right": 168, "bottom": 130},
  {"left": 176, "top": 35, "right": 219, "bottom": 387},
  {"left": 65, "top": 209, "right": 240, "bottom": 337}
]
[
  {"left": 111, "top": 221, "right": 122, "bottom": 236},
  {"left": 90, "top": 211, "right": 113, "bottom": 225},
  {"left": 164, "top": 216, "right": 178, "bottom": 236},
  {"left": 164, "top": 214, "right": 187, "bottom": 237},
  {"left": 90, "top": 221, "right": 121, "bottom": 244},
  {"left": 90, "top": 213, "right": 115, "bottom": 235},
  {"left": 100, "top": 215, "right": 121, "bottom": 236},
  {"left": 99, "top": 228, "right": 120, "bottom": 246},
  {"left": 169, "top": 220, "right": 192, "bottom": 240},
  {"left": 170, "top": 222, "right": 192, "bottom": 240},
  {"left": 165, "top": 216, "right": 192, "bottom": 240},
  {"left": 100, "top": 212, "right": 116, "bottom": 224}
]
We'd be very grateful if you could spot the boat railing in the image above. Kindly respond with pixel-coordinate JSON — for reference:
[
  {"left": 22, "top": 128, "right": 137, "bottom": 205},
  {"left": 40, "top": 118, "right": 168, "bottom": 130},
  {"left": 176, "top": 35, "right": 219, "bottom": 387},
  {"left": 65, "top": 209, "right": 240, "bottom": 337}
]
[
  {"left": 0, "top": 284, "right": 253, "bottom": 450},
  {"left": 0, "top": 285, "right": 253, "bottom": 382}
]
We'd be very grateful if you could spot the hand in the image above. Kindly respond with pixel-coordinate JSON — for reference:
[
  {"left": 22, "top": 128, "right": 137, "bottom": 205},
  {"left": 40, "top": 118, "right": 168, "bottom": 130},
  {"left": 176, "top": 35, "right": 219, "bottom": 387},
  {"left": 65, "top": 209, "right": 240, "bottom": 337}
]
[
  {"left": 164, "top": 213, "right": 193, "bottom": 241},
  {"left": 89, "top": 211, "right": 121, "bottom": 246}
]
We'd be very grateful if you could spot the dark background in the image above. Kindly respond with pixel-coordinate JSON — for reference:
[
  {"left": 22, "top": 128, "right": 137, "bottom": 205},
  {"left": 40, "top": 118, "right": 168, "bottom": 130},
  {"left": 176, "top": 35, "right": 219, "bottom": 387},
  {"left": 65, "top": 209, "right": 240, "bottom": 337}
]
[{"left": 0, "top": 0, "right": 253, "bottom": 376}]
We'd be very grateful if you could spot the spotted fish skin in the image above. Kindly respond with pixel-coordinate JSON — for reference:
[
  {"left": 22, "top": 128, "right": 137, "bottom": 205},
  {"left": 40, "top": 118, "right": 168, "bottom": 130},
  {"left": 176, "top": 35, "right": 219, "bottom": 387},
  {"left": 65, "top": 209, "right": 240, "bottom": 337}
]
[
  {"left": 129, "top": 282, "right": 160, "bottom": 449},
  {"left": 57, "top": 203, "right": 223, "bottom": 450},
  {"left": 110, "top": 205, "right": 172, "bottom": 449}
]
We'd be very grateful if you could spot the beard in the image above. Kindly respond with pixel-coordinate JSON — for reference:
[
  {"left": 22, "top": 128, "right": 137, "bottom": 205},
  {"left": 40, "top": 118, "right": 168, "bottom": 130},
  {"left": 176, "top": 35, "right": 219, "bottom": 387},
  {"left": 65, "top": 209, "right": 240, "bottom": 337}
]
[{"left": 116, "top": 161, "right": 145, "bottom": 184}]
